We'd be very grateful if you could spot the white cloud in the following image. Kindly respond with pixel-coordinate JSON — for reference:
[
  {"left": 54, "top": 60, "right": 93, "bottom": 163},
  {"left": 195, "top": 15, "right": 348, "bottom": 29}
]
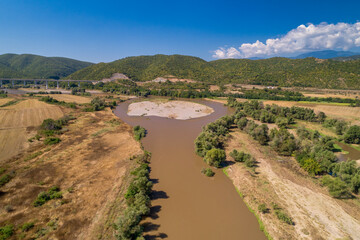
[{"left": 213, "top": 22, "right": 360, "bottom": 59}]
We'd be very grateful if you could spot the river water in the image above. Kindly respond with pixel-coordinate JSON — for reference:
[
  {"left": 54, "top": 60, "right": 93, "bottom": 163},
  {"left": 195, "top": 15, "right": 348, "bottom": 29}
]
[{"left": 114, "top": 99, "right": 266, "bottom": 240}]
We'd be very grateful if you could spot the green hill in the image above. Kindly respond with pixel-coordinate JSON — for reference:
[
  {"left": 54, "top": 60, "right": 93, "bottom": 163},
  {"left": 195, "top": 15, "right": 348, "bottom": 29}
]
[
  {"left": 0, "top": 54, "right": 93, "bottom": 79},
  {"left": 67, "top": 54, "right": 360, "bottom": 89}
]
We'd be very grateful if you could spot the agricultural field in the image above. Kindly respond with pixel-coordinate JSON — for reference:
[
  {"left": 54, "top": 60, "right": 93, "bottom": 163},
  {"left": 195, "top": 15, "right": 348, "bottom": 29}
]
[
  {"left": 0, "top": 96, "right": 143, "bottom": 239},
  {"left": 40, "top": 94, "right": 92, "bottom": 104},
  {"left": 0, "top": 99, "right": 64, "bottom": 162},
  {"left": 263, "top": 100, "right": 360, "bottom": 125}
]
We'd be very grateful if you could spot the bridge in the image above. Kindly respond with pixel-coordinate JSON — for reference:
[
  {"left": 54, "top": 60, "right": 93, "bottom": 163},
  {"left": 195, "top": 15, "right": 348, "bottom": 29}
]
[{"left": 0, "top": 78, "right": 99, "bottom": 89}]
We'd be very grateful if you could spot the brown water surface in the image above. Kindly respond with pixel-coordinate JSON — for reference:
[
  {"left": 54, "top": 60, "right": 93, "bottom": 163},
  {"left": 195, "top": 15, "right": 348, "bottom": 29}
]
[
  {"left": 114, "top": 99, "right": 266, "bottom": 240},
  {"left": 336, "top": 141, "right": 360, "bottom": 161}
]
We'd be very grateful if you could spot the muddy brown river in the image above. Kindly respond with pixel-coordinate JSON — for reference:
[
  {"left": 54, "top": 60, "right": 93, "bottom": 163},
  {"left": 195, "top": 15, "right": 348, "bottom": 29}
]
[{"left": 114, "top": 99, "right": 266, "bottom": 240}]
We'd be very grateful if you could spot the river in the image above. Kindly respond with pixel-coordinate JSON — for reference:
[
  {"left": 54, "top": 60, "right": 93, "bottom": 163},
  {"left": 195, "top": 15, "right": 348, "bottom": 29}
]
[{"left": 114, "top": 98, "right": 266, "bottom": 240}]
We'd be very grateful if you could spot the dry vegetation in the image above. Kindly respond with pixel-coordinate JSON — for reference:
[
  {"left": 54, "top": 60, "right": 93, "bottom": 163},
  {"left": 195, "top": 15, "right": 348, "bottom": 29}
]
[
  {"left": 0, "top": 95, "right": 143, "bottom": 239},
  {"left": 225, "top": 130, "right": 360, "bottom": 239},
  {"left": 40, "top": 94, "right": 91, "bottom": 104},
  {"left": 0, "top": 99, "right": 64, "bottom": 162}
]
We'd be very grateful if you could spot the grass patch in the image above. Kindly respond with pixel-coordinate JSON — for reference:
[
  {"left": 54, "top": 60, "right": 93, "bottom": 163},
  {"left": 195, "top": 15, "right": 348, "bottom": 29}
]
[
  {"left": 91, "top": 128, "right": 111, "bottom": 137},
  {"left": 333, "top": 144, "right": 349, "bottom": 154},
  {"left": 222, "top": 168, "right": 272, "bottom": 240},
  {"left": 24, "top": 151, "right": 43, "bottom": 161},
  {"left": 44, "top": 137, "right": 61, "bottom": 145}
]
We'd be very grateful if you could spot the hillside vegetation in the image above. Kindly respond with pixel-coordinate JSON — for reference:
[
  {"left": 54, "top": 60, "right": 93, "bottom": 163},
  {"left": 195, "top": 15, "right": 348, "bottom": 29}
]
[
  {"left": 0, "top": 54, "right": 93, "bottom": 79},
  {"left": 67, "top": 54, "right": 360, "bottom": 89}
]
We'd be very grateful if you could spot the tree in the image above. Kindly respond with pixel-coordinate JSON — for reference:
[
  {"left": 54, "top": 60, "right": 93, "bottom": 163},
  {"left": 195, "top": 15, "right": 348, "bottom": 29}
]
[
  {"left": 204, "top": 148, "right": 226, "bottom": 168},
  {"left": 344, "top": 125, "right": 360, "bottom": 144},
  {"left": 317, "top": 112, "right": 326, "bottom": 123},
  {"left": 321, "top": 176, "right": 352, "bottom": 199}
]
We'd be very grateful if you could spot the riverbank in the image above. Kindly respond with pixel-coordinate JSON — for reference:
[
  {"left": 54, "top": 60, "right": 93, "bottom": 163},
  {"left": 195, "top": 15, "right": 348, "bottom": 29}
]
[
  {"left": 127, "top": 99, "right": 214, "bottom": 120},
  {"left": 224, "top": 129, "right": 360, "bottom": 239}
]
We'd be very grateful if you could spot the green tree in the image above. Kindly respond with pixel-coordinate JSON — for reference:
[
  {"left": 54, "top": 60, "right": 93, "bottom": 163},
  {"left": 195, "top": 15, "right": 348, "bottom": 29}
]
[{"left": 204, "top": 148, "right": 226, "bottom": 168}]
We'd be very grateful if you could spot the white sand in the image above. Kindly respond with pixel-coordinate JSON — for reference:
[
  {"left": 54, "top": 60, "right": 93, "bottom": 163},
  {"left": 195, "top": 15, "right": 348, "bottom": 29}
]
[{"left": 127, "top": 100, "right": 214, "bottom": 120}]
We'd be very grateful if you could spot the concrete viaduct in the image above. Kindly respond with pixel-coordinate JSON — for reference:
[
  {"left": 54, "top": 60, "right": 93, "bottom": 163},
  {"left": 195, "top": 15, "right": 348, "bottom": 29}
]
[{"left": 0, "top": 78, "right": 99, "bottom": 89}]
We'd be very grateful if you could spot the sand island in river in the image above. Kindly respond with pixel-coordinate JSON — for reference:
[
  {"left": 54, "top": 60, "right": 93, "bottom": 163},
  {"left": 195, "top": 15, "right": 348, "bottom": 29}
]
[{"left": 127, "top": 100, "right": 214, "bottom": 120}]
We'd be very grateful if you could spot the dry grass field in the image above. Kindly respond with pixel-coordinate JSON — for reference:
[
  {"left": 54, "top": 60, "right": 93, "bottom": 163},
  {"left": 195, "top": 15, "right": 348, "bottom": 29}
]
[
  {"left": 0, "top": 105, "right": 143, "bottom": 239},
  {"left": 0, "top": 99, "right": 64, "bottom": 162},
  {"left": 0, "top": 98, "right": 14, "bottom": 106},
  {"left": 263, "top": 100, "right": 360, "bottom": 125},
  {"left": 41, "top": 94, "right": 92, "bottom": 104}
]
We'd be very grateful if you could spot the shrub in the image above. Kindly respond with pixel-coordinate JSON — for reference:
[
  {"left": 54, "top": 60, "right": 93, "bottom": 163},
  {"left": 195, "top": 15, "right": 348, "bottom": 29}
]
[
  {"left": 274, "top": 209, "right": 294, "bottom": 225},
  {"left": 133, "top": 126, "right": 146, "bottom": 141},
  {"left": 33, "top": 186, "right": 63, "bottom": 207},
  {"left": 21, "top": 222, "right": 35, "bottom": 232},
  {"left": 203, "top": 148, "right": 226, "bottom": 168},
  {"left": 44, "top": 137, "right": 61, "bottom": 145},
  {"left": 258, "top": 203, "right": 268, "bottom": 214},
  {"left": 0, "top": 174, "right": 13, "bottom": 187},
  {"left": 41, "top": 119, "right": 62, "bottom": 131},
  {"left": 229, "top": 150, "right": 251, "bottom": 162},
  {"left": 0, "top": 225, "right": 14, "bottom": 239},
  {"left": 321, "top": 176, "right": 352, "bottom": 199},
  {"left": 201, "top": 168, "right": 215, "bottom": 177}
]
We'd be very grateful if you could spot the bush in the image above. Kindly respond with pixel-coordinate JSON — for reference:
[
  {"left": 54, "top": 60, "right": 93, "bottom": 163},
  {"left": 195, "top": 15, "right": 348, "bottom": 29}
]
[
  {"left": 229, "top": 150, "right": 251, "bottom": 162},
  {"left": 321, "top": 176, "right": 352, "bottom": 199},
  {"left": 0, "top": 225, "right": 14, "bottom": 239},
  {"left": 258, "top": 203, "right": 269, "bottom": 214},
  {"left": 133, "top": 126, "right": 146, "bottom": 141},
  {"left": 274, "top": 209, "right": 294, "bottom": 225},
  {"left": 21, "top": 222, "right": 35, "bottom": 232},
  {"left": 44, "top": 137, "right": 61, "bottom": 145},
  {"left": 0, "top": 174, "right": 13, "bottom": 187},
  {"left": 203, "top": 148, "right": 226, "bottom": 168},
  {"left": 91, "top": 97, "right": 106, "bottom": 111},
  {"left": 344, "top": 125, "right": 360, "bottom": 144},
  {"left": 41, "top": 119, "right": 62, "bottom": 131},
  {"left": 201, "top": 168, "right": 215, "bottom": 177},
  {"left": 33, "top": 186, "right": 63, "bottom": 207}
]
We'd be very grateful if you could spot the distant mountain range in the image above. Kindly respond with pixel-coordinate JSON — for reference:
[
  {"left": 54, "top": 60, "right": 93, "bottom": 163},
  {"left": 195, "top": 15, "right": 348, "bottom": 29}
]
[
  {"left": 0, "top": 54, "right": 93, "bottom": 79},
  {"left": 1, "top": 53, "right": 360, "bottom": 89},
  {"left": 294, "top": 50, "right": 360, "bottom": 59},
  {"left": 67, "top": 54, "right": 360, "bottom": 89}
]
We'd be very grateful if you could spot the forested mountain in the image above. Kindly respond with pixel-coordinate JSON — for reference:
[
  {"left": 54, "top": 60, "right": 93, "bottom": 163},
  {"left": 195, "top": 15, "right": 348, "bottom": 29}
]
[
  {"left": 295, "top": 50, "right": 359, "bottom": 59},
  {"left": 68, "top": 54, "right": 360, "bottom": 89},
  {"left": 332, "top": 55, "right": 360, "bottom": 61},
  {"left": 0, "top": 54, "right": 93, "bottom": 79}
]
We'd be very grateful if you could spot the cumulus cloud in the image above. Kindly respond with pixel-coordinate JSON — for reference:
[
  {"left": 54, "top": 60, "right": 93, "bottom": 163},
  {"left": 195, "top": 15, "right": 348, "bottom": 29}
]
[{"left": 213, "top": 22, "right": 360, "bottom": 59}]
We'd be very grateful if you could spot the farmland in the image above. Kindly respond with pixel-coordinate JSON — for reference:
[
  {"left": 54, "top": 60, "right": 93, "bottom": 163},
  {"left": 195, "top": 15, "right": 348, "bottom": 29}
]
[{"left": 0, "top": 99, "right": 64, "bottom": 161}]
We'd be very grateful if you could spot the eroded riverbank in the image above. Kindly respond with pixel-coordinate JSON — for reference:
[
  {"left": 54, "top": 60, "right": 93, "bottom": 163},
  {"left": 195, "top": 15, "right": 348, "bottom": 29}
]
[{"left": 114, "top": 98, "right": 266, "bottom": 240}]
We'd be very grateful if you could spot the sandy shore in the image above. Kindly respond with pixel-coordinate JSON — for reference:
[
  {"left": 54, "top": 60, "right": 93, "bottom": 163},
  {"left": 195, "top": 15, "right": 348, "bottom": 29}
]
[{"left": 127, "top": 100, "right": 214, "bottom": 120}]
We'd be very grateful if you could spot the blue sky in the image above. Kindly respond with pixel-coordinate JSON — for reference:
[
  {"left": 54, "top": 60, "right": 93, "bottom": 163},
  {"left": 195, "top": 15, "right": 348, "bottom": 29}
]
[{"left": 1, "top": 0, "right": 359, "bottom": 62}]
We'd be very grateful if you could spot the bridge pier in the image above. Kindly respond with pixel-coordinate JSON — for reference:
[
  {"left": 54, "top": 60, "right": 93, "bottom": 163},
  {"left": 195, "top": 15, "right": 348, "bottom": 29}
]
[
  {"left": 78, "top": 81, "right": 80, "bottom": 87},
  {"left": 0, "top": 80, "right": 2, "bottom": 88},
  {"left": 68, "top": 81, "right": 70, "bottom": 87},
  {"left": 34, "top": 80, "right": 37, "bottom": 88},
  {"left": 46, "top": 80, "right": 48, "bottom": 90},
  {"left": 12, "top": 80, "right": 14, "bottom": 87},
  {"left": 23, "top": 80, "right": 26, "bottom": 86},
  {"left": 57, "top": 80, "right": 59, "bottom": 89}
]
